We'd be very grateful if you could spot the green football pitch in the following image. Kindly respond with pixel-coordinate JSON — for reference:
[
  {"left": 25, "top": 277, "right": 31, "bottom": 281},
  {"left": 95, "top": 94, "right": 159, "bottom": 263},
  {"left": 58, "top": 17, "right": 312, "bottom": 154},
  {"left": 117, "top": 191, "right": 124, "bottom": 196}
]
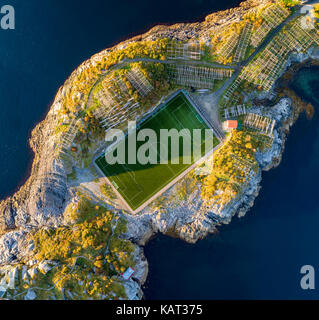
[{"left": 95, "top": 90, "right": 219, "bottom": 212}]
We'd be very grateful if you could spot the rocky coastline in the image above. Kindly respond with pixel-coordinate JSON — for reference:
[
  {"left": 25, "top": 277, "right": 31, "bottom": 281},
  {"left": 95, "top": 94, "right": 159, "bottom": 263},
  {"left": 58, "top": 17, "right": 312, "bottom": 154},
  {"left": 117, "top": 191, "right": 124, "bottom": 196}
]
[{"left": 0, "top": 0, "right": 318, "bottom": 300}]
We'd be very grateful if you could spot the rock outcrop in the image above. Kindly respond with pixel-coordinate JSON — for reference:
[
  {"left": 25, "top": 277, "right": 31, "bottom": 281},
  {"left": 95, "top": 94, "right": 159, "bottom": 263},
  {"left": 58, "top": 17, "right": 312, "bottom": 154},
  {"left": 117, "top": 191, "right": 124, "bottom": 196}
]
[{"left": 0, "top": 0, "right": 313, "bottom": 300}]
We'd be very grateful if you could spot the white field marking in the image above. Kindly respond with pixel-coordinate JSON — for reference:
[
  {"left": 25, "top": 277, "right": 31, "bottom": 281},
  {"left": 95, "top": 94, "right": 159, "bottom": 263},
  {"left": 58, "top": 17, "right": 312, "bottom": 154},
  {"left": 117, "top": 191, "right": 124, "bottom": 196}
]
[
  {"left": 172, "top": 99, "right": 213, "bottom": 155},
  {"left": 153, "top": 141, "right": 176, "bottom": 175},
  {"left": 141, "top": 113, "right": 176, "bottom": 174},
  {"left": 170, "top": 104, "right": 194, "bottom": 162},
  {"left": 93, "top": 158, "right": 133, "bottom": 213},
  {"left": 128, "top": 140, "right": 176, "bottom": 205},
  {"left": 95, "top": 90, "right": 220, "bottom": 212},
  {"left": 120, "top": 164, "right": 144, "bottom": 201},
  {"left": 126, "top": 104, "right": 204, "bottom": 207},
  {"left": 110, "top": 169, "right": 143, "bottom": 208},
  {"left": 156, "top": 106, "right": 193, "bottom": 164},
  {"left": 99, "top": 161, "right": 128, "bottom": 193},
  {"left": 135, "top": 92, "right": 180, "bottom": 130},
  {"left": 102, "top": 160, "right": 145, "bottom": 205},
  {"left": 131, "top": 142, "right": 218, "bottom": 214},
  {"left": 98, "top": 156, "right": 145, "bottom": 200},
  {"left": 99, "top": 95, "right": 188, "bottom": 208},
  {"left": 176, "top": 100, "right": 205, "bottom": 129}
]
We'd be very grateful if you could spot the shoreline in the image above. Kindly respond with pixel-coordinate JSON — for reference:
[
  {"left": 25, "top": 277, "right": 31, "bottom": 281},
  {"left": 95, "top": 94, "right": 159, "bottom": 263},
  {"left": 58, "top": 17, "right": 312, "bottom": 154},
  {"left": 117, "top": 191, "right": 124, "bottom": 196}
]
[
  {"left": 0, "top": 0, "right": 318, "bottom": 300},
  {"left": 144, "top": 66, "right": 318, "bottom": 299}
]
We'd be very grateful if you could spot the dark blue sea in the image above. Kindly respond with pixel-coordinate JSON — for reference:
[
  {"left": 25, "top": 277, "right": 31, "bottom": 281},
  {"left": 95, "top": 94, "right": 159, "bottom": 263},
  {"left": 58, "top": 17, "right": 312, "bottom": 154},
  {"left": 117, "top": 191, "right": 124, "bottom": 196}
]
[
  {"left": 143, "top": 68, "right": 319, "bottom": 299},
  {"left": 1, "top": 0, "right": 319, "bottom": 300},
  {"left": 0, "top": 0, "right": 242, "bottom": 199}
]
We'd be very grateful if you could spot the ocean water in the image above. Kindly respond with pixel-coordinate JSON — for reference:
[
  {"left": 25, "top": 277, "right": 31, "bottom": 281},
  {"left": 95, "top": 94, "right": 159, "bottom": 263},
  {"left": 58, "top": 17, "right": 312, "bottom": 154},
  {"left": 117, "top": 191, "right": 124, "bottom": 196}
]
[
  {"left": 143, "top": 66, "right": 319, "bottom": 300},
  {"left": 0, "top": 0, "right": 242, "bottom": 199},
  {"left": 2, "top": 0, "right": 318, "bottom": 301}
]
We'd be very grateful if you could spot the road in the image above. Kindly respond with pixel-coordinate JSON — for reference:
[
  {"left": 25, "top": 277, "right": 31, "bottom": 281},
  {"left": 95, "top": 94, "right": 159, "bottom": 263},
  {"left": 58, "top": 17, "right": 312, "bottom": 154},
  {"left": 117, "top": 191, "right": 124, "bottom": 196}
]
[
  {"left": 241, "top": 10, "right": 300, "bottom": 68},
  {"left": 82, "top": 5, "right": 304, "bottom": 144},
  {"left": 193, "top": 8, "right": 302, "bottom": 135}
]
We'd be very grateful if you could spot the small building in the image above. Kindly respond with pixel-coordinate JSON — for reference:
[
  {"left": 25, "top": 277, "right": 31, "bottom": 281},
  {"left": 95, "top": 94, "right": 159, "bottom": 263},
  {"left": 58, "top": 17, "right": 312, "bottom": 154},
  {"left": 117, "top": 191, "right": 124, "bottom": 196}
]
[
  {"left": 223, "top": 120, "right": 238, "bottom": 132},
  {"left": 121, "top": 267, "right": 135, "bottom": 281}
]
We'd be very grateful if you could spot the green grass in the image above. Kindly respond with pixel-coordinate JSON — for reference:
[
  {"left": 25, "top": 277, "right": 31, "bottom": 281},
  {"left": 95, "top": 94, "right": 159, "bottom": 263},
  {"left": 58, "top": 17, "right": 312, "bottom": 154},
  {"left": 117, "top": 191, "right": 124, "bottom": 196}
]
[{"left": 96, "top": 90, "right": 219, "bottom": 211}]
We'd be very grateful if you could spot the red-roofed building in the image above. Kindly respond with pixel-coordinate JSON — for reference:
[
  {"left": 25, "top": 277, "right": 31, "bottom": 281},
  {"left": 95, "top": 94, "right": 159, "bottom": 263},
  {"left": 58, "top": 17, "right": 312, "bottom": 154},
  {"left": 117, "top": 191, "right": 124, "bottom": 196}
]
[{"left": 223, "top": 120, "right": 238, "bottom": 132}]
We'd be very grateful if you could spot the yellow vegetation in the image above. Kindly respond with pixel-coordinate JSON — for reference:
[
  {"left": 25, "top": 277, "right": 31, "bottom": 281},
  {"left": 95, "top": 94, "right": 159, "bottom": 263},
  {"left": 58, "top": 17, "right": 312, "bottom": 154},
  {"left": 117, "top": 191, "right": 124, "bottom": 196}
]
[
  {"left": 29, "top": 197, "right": 135, "bottom": 299},
  {"left": 200, "top": 130, "right": 271, "bottom": 207}
]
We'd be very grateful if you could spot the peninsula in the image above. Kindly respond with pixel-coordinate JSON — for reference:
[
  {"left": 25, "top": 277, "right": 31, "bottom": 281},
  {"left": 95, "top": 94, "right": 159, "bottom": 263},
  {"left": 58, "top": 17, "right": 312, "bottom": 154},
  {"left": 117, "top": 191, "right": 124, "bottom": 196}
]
[{"left": 0, "top": 0, "right": 318, "bottom": 300}]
